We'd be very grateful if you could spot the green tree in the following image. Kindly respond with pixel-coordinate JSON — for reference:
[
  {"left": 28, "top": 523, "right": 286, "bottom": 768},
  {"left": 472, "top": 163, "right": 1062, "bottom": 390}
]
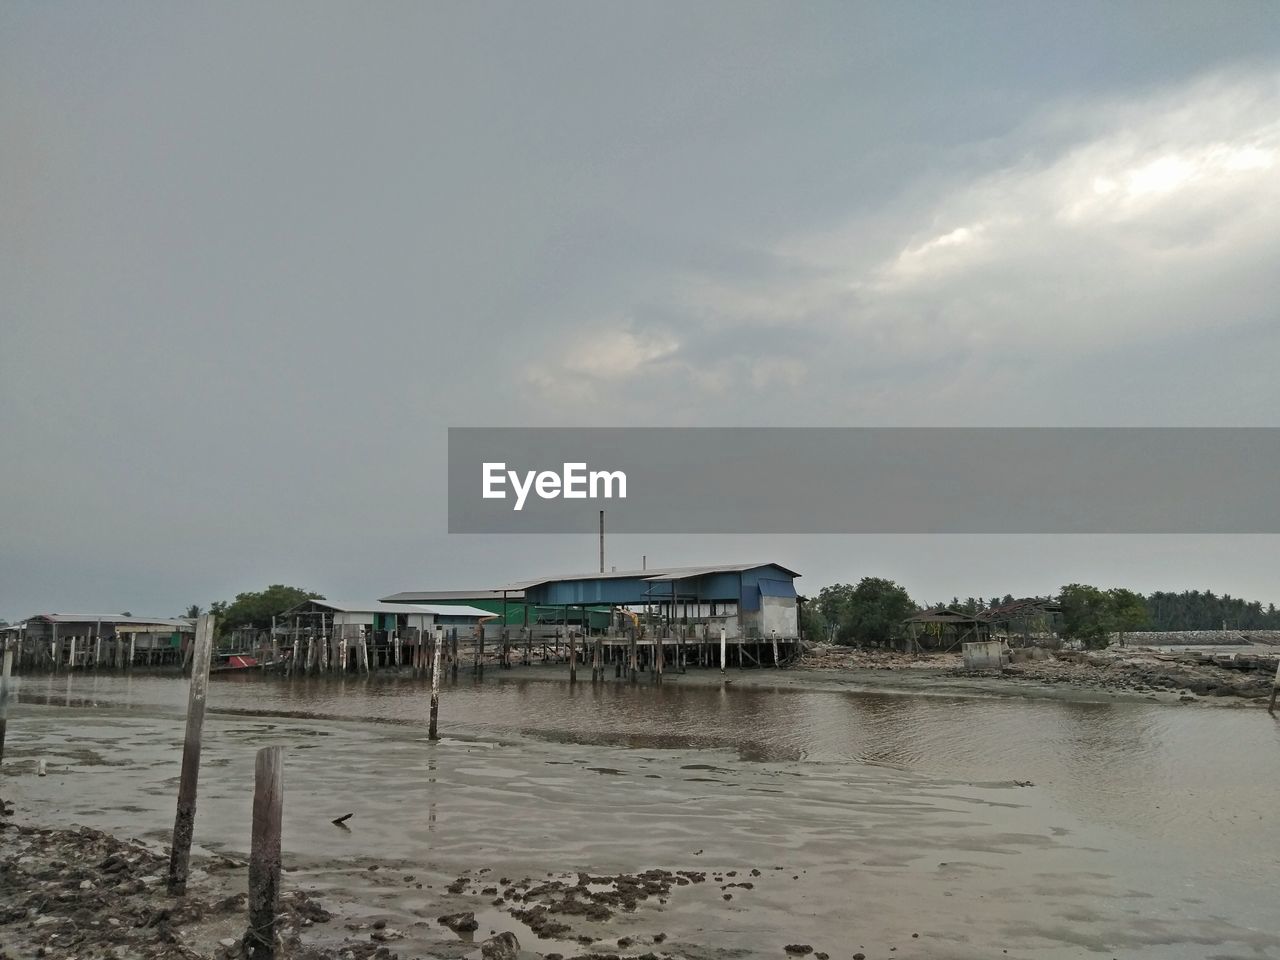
[
  {"left": 821, "top": 577, "right": 916, "bottom": 646},
  {"left": 799, "top": 598, "right": 830, "bottom": 643},
  {"left": 1106, "top": 588, "right": 1149, "bottom": 645},
  {"left": 1058, "top": 583, "right": 1111, "bottom": 648},
  {"left": 816, "top": 583, "right": 856, "bottom": 633},
  {"left": 184, "top": 604, "right": 202, "bottom": 619},
  {"left": 216, "top": 585, "right": 324, "bottom": 632}
]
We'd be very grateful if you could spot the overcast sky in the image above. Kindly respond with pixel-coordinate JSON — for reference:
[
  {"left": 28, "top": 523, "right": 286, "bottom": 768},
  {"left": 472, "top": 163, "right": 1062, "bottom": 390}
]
[{"left": 3, "top": 2, "right": 1279, "bottom": 619}]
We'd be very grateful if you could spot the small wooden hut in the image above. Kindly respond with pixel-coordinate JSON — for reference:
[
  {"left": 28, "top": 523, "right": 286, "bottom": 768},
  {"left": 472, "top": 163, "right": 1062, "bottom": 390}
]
[{"left": 902, "top": 607, "right": 990, "bottom": 653}]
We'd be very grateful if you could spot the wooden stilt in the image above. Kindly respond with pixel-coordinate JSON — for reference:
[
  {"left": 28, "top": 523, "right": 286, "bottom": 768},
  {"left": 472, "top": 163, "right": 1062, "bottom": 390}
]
[
  {"left": 0, "top": 640, "right": 13, "bottom": 765},
  {"left": 246, "top": 746, "right": 283, "bottom": 960},
  {"left": 168, "top": 614, "right": 215, "bottom": 895},
  {"left": 429, "top": 626, "right": 443, "bottom": 740}
]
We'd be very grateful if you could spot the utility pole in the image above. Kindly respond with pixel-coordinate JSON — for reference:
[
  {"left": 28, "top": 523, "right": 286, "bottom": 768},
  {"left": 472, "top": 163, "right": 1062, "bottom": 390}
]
[{"left": 599, "top": 510, "right": 605, "bottom": 574}]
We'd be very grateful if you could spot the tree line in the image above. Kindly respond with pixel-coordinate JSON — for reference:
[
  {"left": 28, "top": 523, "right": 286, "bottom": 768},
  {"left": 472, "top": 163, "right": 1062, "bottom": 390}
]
[
  {"left": 184, "top": 584, "right": 324, "bottom": 637},
  {"left": 806, "top": 578, "right": 1280, "bottom": 649}
]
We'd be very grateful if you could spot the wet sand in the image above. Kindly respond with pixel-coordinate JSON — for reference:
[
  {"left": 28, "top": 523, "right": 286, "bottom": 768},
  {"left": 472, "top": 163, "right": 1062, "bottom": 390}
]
[{"left": 3, "top": 670, "right": 1280, "bottom": 959}]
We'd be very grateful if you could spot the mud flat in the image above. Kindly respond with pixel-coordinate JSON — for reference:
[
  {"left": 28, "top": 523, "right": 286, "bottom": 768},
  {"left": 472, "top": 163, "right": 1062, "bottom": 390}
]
[
  {"left": 775, "top": 646, "right": 1277, "bottom": 706},
  {"left": 0, "top": 799, "right": 916, "bottom": 960},
  {"left": 387, "top": 646, "right": 1277, "bottom": 707}
]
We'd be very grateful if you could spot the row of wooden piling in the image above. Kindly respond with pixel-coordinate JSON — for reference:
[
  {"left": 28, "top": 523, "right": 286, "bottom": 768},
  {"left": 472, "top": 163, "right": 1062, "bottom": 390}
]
[{"left": 5, "top": 632, "right": 172, "bottom": 673}]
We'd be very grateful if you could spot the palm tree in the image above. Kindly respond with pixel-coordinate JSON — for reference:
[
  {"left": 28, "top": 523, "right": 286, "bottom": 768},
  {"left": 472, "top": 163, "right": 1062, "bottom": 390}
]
[{"left": 185, "top": 604, "right": 202, "bottom": 619}]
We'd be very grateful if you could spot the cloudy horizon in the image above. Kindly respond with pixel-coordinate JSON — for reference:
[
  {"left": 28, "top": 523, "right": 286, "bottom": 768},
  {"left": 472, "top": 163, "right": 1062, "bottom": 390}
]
[{"left": 3, "top": 2, "right": 1279, "bottom": 620}]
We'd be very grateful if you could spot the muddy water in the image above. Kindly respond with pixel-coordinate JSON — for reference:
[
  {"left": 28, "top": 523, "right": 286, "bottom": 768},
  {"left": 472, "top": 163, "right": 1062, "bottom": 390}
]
[{"left": 5, "top": 670, "right": 1280, "bottom": 959}]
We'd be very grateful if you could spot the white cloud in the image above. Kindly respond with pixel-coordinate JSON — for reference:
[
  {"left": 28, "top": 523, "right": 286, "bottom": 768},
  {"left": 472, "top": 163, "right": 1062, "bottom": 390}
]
[
  {"left": 526, "top": 326, "right": 680, "bottom": 403},
  {"left": 528, "top": 69, "right": 1280, "bottom": 420}
]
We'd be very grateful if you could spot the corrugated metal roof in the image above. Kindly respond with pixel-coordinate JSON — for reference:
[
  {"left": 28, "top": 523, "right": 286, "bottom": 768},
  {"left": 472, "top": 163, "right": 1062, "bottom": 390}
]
[
  {"left": 27, "top": 614, "right": 193, "bottom": 628},
  {"left": 379, "top": 589, "right": 526, "bottom": 603},
  {"left": 905, "top": 607, "right": 983, "bottom": 624},
  {"left": 503, "top": 562, "right": 800, "bottom": 591},
  {"left": 299, "top": 600, "right": 496, "bottom": 619}
]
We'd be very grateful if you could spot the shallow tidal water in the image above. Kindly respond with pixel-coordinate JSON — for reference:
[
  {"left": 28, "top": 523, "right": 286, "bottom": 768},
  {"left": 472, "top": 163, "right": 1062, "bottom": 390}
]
[{"left": 5, "top": 670, "right": 1280, "bottom": 959}]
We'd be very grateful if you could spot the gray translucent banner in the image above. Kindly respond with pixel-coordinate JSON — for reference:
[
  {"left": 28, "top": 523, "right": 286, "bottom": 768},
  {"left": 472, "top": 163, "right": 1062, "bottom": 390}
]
[{"left": 448, "top": 428, "right": 1280, "bottom": 533}]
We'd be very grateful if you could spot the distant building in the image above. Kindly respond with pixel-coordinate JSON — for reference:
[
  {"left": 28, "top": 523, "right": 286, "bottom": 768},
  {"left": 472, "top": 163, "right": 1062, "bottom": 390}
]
[
  {"left": 278, "top": 599, "right": 495, "bottom": 634},
  {"left": 501, "top": 562, "right": 801, "bottom": 639},
  {"left": 17, "top": 613, "right": 195, "bottom": 668}
]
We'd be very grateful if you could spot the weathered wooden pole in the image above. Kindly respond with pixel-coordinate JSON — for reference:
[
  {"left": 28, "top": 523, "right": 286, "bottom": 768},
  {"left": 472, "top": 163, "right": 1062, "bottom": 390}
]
[
  {"left": 628, "top": 630, "right": 638, "bottom": 684},
  {"left": 128, "top": 632, "right": 136, "bottom": 672},
  {"left": 1269, "top": 660, "right": 1279, "bottom": 714},
  {"left": 720, "top": 626, "right": 727, "bottom": 678},
  {"left": 246, "top": 746, "right": 283, "bottom": 960},
  {"left": 429, "top": 626, "right": 444, "bottom": 740},
  {"left": 0, "top": 640, "right": 13, "bottom": 765},
  {"left": 568, "top": 629, "right": 577, "bottom": 684},
  {"left": 450, "top": 628, "right": 459, "bottom": 680},
  {"left": 168, "top": 613, "right": 215, "bottom": 895}
]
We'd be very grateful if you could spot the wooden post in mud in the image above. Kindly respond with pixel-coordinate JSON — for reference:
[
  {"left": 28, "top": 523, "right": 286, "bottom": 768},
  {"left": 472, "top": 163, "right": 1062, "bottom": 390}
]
[
  {"left": 246, "top": 746, "right": 283, "bottom": 960},
  {"left": 720, "top": 627, "right": 727, "bottom": 678},
  {"left": 93, "top": 633, "right": 102, "bottom": 669},
  {"left": 67, "top": 634, "right": 77, "bottom": 671},
  {"left": 1269, "top": 661, "right": 1279, "bottom": 714},
  {"left": 0, "top": 640, "right": 13, "bottom": 765},
  {"left": 429, "top": 626, "right": 444, "bottom": 740},
  {"left": 393, "top": 632, "right": 401, "bottom": 668},
  {"left": 569, "top": 629, "right": 578, "bottom": 684},
  {"left": 359, "top": 629, "right": 370, "bottom": 675},
  {"left": 628, "top": 630, "right": 638, "bottom": 683},
  {"left": 450, "top": 628, "right": 459, "bottom": 681},
  {"left": 476, "top": 624, "right": 485, "bottom": 678},
  {"left": 168, "top": 613, "right": 215, "bottom": 895},
  {"left": 772, "top": 635, "right": 780, "bottom": 667},
  {"left": 128, "top": 632, "right": 136, "bottom": 672},
  {"left": 591, "top": 634, "right": 600, "bottom": 683},
  {"left": 656, "top": 632, "right": 665, "bottom": 681}
]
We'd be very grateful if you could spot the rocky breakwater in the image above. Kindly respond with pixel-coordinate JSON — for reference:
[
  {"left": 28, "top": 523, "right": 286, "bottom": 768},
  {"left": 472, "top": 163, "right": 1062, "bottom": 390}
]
[{"left": 1002, "top": 649, "right": 1278, "bottom": 702}]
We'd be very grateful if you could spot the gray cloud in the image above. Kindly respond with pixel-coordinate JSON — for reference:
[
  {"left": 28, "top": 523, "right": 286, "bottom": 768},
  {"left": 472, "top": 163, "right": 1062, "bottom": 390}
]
[{"left": 2, "top": 2, "right": 1279, "bottom": 617}]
